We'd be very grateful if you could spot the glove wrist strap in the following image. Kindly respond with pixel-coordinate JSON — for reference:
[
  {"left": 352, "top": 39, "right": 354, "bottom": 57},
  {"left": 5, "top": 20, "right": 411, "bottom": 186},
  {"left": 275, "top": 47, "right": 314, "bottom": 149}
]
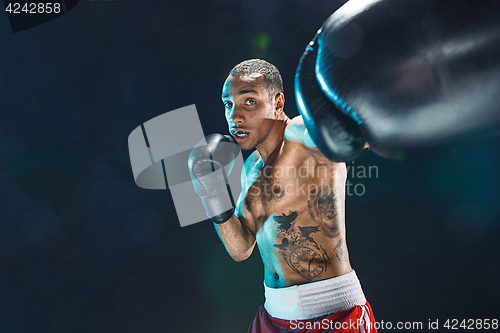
[{"left": 200, "top": 193, "right": 234, "bottom": 224}]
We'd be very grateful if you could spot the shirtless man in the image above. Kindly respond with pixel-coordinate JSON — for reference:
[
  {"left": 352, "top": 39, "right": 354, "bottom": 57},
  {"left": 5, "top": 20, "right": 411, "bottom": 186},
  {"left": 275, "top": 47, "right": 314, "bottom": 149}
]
[{"left": 189, "top": 59, "right": 376, "bottom": 332}]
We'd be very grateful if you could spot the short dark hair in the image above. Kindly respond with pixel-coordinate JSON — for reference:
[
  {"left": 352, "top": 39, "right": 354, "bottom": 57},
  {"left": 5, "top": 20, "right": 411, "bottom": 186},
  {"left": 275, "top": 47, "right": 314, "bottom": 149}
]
[{"left": 229, "top": 59, "right": 284, "bottom": 99}]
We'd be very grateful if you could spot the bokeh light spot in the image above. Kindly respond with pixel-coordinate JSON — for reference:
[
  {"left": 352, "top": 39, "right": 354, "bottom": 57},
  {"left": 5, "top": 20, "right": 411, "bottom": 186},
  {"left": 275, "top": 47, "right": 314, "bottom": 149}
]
[{"left": 251, "top": 33, "right": 271, "bottom": 56}]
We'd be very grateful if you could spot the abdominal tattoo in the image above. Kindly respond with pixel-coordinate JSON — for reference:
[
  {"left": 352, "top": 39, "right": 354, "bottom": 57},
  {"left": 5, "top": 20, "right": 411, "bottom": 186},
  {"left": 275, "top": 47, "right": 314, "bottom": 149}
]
[
  {"left": 273, "top": 211, "right": 329, "bottom": 280},
  {"left": 308, "top": 185, "right": 340, "bottom": 238},
  {"left": 307, "top": 184, "right": 348, "bottom": 262}
]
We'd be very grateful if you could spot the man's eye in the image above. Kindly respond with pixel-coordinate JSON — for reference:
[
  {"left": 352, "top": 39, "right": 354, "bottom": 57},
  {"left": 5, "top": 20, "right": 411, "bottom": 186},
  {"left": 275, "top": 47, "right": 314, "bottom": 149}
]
[
  {"left": 245, "top": 99, "right": 256, "bottom": 106},
  {"left": 225, "top": 101, "right": 233, "bottom": 109}
]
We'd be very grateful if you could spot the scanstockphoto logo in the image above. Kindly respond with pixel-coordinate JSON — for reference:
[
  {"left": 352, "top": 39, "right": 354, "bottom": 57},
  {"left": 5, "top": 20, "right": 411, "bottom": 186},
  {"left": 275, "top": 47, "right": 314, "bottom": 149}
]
[
  {"left": 127, "top": 105, "right": 244, "bottom": 228},
  {"left": 345, "top": 161, "right": 378, "bottom": 196},
  {"left": 247, "top": 162, "right": 378, "bottom": 198}
]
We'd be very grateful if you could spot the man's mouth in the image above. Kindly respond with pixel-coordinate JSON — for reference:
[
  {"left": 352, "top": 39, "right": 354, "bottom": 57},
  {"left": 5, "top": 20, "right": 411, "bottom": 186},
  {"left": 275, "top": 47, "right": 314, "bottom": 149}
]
[{"left": 233, "top": 130, "right": 250, "bottom": 138}]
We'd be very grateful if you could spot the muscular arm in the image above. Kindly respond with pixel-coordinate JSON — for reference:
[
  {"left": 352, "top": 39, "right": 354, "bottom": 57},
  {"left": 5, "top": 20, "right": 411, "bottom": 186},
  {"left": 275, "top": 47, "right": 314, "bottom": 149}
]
[
  {"left": 214, "top": 215, "right": 256, "bottom": 262},
  {"left": 213, "top": 151, "right": 262, "bottom": 262},
  {"left": 286, "top": 116, "right": 369, "bottom": 151}
]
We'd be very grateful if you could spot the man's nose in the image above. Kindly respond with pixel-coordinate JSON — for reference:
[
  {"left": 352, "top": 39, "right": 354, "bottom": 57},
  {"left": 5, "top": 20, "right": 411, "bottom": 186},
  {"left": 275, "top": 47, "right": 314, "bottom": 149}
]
[{"left": 232, "top": 106, "right": 245, "bottom": 126}]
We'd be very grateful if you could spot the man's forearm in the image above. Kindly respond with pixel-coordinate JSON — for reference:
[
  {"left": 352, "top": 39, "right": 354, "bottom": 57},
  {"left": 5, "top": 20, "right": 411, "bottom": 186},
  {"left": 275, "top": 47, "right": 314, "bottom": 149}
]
[{"left": 214, "top": 214, "right": 256, "bottom": 262}]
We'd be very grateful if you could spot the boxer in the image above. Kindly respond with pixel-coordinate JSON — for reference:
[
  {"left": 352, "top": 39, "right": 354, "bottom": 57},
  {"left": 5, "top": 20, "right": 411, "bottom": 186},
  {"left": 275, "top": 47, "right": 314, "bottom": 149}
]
[{"left": 189, "top": 59, "right": 376, "bottom": 333}]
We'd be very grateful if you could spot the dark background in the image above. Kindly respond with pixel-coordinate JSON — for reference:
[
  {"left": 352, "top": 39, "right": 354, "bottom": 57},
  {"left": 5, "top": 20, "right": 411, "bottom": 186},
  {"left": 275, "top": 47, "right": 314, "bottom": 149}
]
[{"left": 0, "top": 0, "right": 499, "bottom": 332}]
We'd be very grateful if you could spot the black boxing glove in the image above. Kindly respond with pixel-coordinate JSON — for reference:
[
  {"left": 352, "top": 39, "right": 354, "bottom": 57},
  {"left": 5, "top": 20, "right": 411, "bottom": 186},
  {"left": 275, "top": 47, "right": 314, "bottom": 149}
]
[
  {"left": 188, "top": 134, "right": 239, "bottom": 224},
  {"left": 296, "top": 0, "right": 500, "bottom": 161},
  {"left": 295, "top": 32, "right": 366, "bottom": 162}
]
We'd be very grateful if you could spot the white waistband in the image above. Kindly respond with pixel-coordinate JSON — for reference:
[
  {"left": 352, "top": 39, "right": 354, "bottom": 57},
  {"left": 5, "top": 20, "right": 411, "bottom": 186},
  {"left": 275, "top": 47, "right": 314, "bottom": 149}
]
[{"left": 264, "top": 270, "right": 367, "bottom": 320}]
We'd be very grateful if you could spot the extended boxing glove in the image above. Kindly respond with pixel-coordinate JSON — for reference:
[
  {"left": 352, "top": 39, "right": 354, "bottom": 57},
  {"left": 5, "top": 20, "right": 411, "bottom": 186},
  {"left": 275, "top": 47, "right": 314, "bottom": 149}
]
[
  {"left": 296, "top": 0, "right": 500, "bottom": 161},
  {"left": 188, "top": 134, "right": 239, "bottom": 224}
]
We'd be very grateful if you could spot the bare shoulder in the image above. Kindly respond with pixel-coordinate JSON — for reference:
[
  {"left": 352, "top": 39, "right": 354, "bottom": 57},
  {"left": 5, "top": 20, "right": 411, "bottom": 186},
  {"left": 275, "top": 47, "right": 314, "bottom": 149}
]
[
  {"left": 287, "top": 115, "right": 304, "bottom": 126},
  {"left": 284, "top": 117, "right": 347, "bottom": 170},
  {"left": 243, "top": 150, "right": 262, "bottom": 172},
  {"left": 284, "top": 115, "right": 317, "bottom": 150}
]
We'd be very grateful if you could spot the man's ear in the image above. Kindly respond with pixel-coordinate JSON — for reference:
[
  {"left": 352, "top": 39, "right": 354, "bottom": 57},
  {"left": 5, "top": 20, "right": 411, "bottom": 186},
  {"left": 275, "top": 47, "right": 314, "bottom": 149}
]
[{"left": 274, "top": 93, "right": 285, "bottom": 116}]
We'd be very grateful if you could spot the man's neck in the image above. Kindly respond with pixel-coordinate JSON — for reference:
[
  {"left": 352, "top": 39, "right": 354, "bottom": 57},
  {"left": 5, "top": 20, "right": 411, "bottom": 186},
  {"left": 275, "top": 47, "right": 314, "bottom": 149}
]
[{"left": 256, "top": 116, "right": 290, "bottom": 164}]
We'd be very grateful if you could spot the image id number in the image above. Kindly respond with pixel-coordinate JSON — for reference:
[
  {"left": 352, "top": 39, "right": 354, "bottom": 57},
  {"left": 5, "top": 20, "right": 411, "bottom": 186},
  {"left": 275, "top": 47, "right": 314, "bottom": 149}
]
[
  {"left": 444, "top": 319, "right": 499, "bottom": 330},
  {"left": 5, "top": 3, "right": 61, "bottom": 14}
]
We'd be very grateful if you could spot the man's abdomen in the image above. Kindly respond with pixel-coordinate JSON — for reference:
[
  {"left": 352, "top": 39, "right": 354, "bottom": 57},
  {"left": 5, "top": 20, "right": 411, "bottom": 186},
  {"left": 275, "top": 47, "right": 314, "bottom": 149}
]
[{"left": 255, "top": 207, "right": 352, "bottom": 288}]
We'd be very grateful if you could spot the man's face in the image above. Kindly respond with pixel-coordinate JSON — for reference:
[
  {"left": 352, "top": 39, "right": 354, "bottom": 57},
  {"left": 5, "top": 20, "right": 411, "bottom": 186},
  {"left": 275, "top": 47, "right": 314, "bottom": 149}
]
[{"left": 221, "top": 73, "right": 280, "bottom": 150}]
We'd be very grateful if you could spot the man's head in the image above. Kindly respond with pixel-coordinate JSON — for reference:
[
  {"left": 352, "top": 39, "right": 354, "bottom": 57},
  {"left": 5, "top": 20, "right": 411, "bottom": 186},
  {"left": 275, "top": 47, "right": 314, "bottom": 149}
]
[
  {"left": 229, "top": 59, "right": 283, "bottom": 100},
  {"left": 222, "top": 59, "right": 286, "bottom": 151}
]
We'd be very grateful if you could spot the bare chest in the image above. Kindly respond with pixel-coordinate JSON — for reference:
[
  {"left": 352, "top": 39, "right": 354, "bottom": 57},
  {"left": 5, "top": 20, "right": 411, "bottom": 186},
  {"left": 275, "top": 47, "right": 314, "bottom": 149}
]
[{"left": 245, "top": 150, "right": 318, "bottom": 225}]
